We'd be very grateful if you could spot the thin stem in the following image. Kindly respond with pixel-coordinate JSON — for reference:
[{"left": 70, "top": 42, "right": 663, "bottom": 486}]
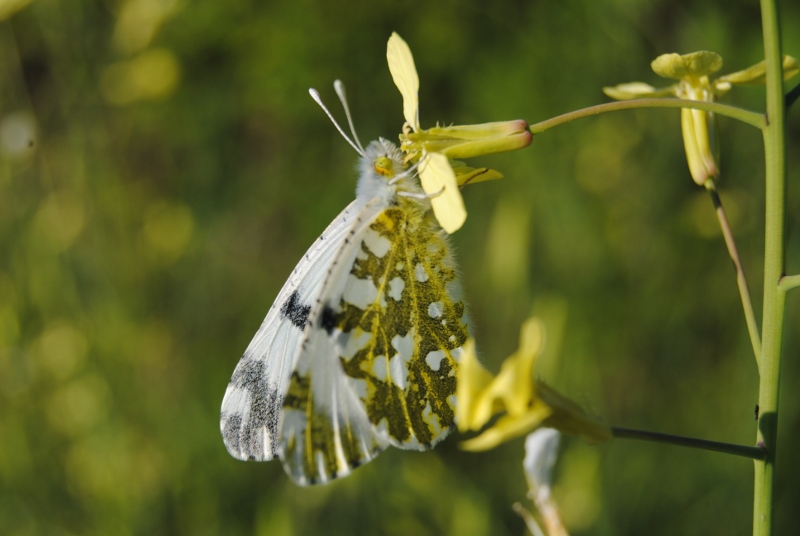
[
  {"left": 528, "top": 99, "right": 766, "bottom": 134},
  {"left": 754, "top": 0, "right": 787, "bottom": 534},
  {"left": 611, "top": 427, "right": 767, "bottom": 461},
  {"left": 704, "top": 179, "right": 762, "bottom": 367},
  {"left": 778, "top": 274, "right": 800, "bottom": 292}
]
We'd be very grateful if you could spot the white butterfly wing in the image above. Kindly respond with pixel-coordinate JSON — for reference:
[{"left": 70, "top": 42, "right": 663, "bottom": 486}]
[
  {"left": 220, "top": 200, "right": 363, "bottom": 462},
  {"left": 278, "top": 199, "right": 391, "bottom": 483},
  {"left": 280, "top": 203, "right": 469, "bottom": 485}
]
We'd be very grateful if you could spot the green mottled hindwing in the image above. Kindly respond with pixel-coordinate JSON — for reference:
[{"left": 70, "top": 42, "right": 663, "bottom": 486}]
[{"left": 280, "top": 196, "right": 469, "bottom": 485}]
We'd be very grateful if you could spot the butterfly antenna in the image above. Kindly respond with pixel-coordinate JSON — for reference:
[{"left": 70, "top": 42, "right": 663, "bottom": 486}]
[
  {"left": 333, "top": 80, "right": 365, "bottom": 154},
  {"left": 309, "top": 88, "right": 364, "bottom": 156}
]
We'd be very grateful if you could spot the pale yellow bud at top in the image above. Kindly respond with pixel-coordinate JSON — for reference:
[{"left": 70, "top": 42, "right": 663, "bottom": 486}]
[
  {"left": 606, "top": 51, "right": 800, "bottom": 186},
  {"left": 651, "top": 51, "right": 723, "bottom": 80}
]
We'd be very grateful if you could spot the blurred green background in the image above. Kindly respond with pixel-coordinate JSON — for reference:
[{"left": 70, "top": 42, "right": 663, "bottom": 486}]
[{"left": 1, "top": 0, "right": 799, "bottom": 534}]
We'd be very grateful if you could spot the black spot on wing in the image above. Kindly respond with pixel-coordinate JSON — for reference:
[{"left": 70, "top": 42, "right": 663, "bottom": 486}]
[
  {"left": 226, "top": 358, "right": 282, "bottom": 459},
  {"left": 221, "top": 413, "right": 242, "bottom": 454},
  {"left": 320, "top": 305, "right": 338, "bottom": 335},
  {"left": 280, "top": 290, "right": 311, "bottom": 329}
]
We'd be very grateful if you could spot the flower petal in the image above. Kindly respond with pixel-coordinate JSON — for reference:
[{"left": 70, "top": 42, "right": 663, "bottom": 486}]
[
  {"left": 463, "top": 317, "right": 544, "bottom": 430},
  {"left": 387, "top": 32, "right": 420, "bottom": 131},
  {"left": 459, "top": 404, "right": 552, "bottom": 451},
  {"left": 651, "top": 51, "right": 723, "bottom": 79},
  {"left": 602, "top": 81, "right": 677, "bottom": 100},
  {"left": 716, "top": 55, "right": 800, "bottom": 86},
  {"left": 499, "top": 318, "right": 544, "bottom": 416},
  {"left": 419, "top": 151, "right": 466, "bottom": 233},
  {"left": 455, "top": 338, "right": 495, "bottom": 433}
]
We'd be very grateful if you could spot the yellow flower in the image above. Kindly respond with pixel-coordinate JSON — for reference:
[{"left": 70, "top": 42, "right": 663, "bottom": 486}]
[
  {"left": 456, "top": 318, "right": 611, "bottom": 451},
  {"left": 604, "top": 51, "right": 799, "bottom": 185},
  {"left": 387, "top": 33, "right": 532, "bottom": 233}
]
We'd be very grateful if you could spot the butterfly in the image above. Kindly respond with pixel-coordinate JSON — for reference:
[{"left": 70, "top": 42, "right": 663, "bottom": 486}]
[{"left": 219, "top": 82, "right": 469, "bottom": 485}]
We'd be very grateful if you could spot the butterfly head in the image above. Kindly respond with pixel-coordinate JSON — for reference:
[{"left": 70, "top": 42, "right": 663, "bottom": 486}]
[
  {"left": 356, "top": 138, "right": 422, "bottom": 204},
  {"left": 366, "top": 138, "right": 405, "bottom": 177},
  {"left": 307, "top": 82, "right": 424, "bottom": 204}
]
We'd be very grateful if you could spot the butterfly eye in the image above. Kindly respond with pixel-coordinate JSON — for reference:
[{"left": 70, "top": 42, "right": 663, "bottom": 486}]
[{"left": 374, "top": 155, "right": 394, "bottom": 177}]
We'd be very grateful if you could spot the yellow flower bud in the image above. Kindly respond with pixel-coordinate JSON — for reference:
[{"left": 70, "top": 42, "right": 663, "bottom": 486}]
[{"left": 402, "top": 120, "right": 532, "bottom": 160}]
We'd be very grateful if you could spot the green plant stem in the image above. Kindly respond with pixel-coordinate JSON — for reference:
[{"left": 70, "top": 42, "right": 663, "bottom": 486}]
[
  {"left": 778, "top": 274, "right": 800, "bottom": 292},
  {"left": 528, "top": 99, "right": 766, "bottom": 134},
  {"left": 754, "top": 0, "right": 787, "bottom": 534},
  {"left": 611, "top": 427, "right": 767, "bottom": 460},
  {"left": 704, "top": 179, "right": 762, "bottom": 366}
]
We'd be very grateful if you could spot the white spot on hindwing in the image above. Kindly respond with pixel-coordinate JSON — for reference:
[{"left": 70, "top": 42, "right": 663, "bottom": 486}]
[
  {"left": 342, "top": 274, "right": 378, "bottom": 310},
  {"left": 350, "top": 377, "right": 367, "bottom": 400},
  {"left": 372, "top": 355, "right": 388, "bottom": 381},
  {"left": 414, "top": 263, "right": 428, "bottom": 282},
  {"left": 391, "top": 329, "right": 415, "bottom": 363},
  {"left": 363, "top": 228, "right": 391, "bottom": 258},
  {"left": 340, "top": 329, "right": 373, "bottom": 359},
  {"left": 426, "top": 350, "right": 445, "bottom": 371},
  {"left": 427, "top": 301, "right": 443, "bottom": 318},
  {"left": 388, "top": 353, "right": 408, "bottom": 388},
  {"left": 388, "top": 276, "right": 405, "bottom": 301}
]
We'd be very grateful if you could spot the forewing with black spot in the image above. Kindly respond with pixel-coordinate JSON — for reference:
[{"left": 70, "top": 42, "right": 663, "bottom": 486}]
[{"left": 220, "top": 200, "right": 362, "bottom": 461}]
